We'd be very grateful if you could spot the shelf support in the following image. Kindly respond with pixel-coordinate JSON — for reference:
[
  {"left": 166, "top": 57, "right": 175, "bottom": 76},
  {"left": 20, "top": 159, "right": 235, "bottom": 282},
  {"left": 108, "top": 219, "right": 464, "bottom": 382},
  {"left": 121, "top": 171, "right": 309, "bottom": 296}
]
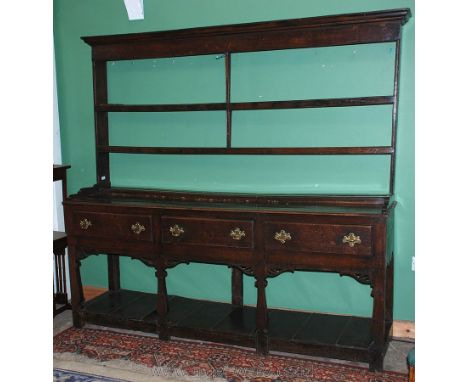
[
  {"left": 389, "top": 39, "right": 402, "bottom": 194},
  {"left": 93, "top": 60, "right": 111, "bottom": 187},
  {"left": 225, "top": 52, "right": 232, "bottom": 148}
]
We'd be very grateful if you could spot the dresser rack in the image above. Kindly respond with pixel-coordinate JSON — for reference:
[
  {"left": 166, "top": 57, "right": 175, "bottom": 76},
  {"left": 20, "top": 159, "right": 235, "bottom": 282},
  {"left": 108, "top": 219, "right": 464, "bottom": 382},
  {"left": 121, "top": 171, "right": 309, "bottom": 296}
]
[{"left": 64, "top": 8, "right": 410, "bottom": 371}]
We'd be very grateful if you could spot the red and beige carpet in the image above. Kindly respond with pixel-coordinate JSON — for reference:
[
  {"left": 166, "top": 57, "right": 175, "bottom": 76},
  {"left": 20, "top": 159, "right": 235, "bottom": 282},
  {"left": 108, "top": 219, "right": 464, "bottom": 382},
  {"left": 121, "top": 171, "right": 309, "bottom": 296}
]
[{"left": 54, "top": 327, "right": 406, "bottom": 382}]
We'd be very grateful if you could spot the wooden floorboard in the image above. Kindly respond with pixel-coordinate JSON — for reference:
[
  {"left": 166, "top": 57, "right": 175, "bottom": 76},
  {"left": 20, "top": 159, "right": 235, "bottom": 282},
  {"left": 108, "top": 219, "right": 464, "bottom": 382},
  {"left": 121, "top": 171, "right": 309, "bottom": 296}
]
[
  {"left": 82, "top": 285, "right": 414, "bottom": 340},
  {"left": 83, "top": 285, "right": 107, "bottom": 301},
  {"left": 82, "top": 289, "right": 372, "bottom": 351}
]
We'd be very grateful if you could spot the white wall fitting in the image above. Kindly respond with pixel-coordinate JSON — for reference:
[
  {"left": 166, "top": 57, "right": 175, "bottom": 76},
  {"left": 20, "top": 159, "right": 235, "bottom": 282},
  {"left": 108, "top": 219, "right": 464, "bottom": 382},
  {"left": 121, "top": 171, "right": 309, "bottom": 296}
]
[{"left": 124, "top": 0, "right": 144, "bottom": 20}]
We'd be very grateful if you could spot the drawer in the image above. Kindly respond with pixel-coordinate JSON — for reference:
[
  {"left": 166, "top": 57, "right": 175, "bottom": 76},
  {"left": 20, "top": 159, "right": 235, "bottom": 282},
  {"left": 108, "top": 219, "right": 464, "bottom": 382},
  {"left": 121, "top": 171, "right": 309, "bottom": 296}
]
[
  {"left": 72, "top": 211, "right": 153, "bottom": 242},
  {"left": 161, "top": 216, "right": 254, "bottom": 249},
  {"left": 265, "top": 221, "right": 372, "bottom": 256}
]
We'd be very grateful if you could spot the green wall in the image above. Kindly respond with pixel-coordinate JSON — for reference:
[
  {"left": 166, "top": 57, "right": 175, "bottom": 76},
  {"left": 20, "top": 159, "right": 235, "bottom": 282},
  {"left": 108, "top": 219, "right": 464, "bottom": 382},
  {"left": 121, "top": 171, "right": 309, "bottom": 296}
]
[{"left": 54, "top": 0, "right": 415, "bottom": 320}]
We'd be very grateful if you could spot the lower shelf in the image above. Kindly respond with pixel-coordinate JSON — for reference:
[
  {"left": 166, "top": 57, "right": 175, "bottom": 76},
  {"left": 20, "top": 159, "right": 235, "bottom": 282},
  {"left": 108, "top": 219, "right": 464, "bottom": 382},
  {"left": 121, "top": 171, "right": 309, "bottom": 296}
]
[{"left": 81, "top": 289, "right": 372, "bottom": 363}]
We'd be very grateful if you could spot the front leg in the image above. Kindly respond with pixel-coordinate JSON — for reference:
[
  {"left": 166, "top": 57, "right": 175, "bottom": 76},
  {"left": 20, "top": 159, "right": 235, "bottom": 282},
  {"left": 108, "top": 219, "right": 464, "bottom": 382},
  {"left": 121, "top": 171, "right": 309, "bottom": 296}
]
[
  {"left": 385, "top": 256, "right": 394, "bottom": 341},
  {"left": 255, "top": 273, "right": 269, "bottom": 355},
  {"left": 156, "top": 268, "right": 169, "bottom": 340},
  {"left": 68, "top": 246, "right": 84, "bottom": 328},
  {"left": 231, "top": 267, "right": 244, "bottom": 307},
  {"left": 107, "top": 254, "right": 121, "bottom": 291},
  {"left": 369, "top": 268, "right": 386, "bottom": 371}
]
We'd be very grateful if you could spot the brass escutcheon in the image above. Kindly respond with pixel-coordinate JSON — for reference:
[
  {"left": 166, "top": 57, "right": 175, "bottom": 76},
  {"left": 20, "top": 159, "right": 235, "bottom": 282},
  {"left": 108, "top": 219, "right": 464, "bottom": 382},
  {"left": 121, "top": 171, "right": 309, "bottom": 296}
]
[
  {"left": 230, "top": 227, "right": 246, "bottom": 240},
  {"left": 79, "top": 218, "right": 92, "bottom": 230},
  {"left": 342, "top": 232, "right": 361, "bottom": 247},
  {"left": 131, "top": 222, "right": 146, "bottom": 235},
  {"left": 169, "top": 224, "right": 185, "bottom": 237},
  {"left": 274, "top": 229, "right": 292, "bottom": 244}
]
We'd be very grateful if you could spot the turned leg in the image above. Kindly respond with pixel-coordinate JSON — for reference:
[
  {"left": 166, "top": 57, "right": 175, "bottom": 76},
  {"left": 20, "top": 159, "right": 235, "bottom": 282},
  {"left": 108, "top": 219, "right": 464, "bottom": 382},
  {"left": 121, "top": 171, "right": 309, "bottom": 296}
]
[
  {"left": 156, "top": 268, "right": 169, "bottom": 340},
  {"left": 370, "top": 270, "right": 386, "bottom": 371},
  {"left": 107, "top": 254, "right": 121, "bottom": 291},
  {"left": 68, "top": 246, "right": 84, "bottom": 328},
  {"left": 231, "top": 267, "right": 243, "bottom": 307},
  {"left": 255, "top": 274, "right": 269, "bottom": 355}
]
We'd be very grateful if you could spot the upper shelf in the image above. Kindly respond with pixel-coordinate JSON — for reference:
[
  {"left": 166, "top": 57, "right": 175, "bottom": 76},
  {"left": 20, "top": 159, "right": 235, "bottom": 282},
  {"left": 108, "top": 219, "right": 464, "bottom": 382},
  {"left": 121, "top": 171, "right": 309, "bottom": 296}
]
[
  {"left": 96, "top": 96, "right": 395, "bottom": 113},
  {"left": 82, "top": 9, "right": 411, "bottom": 61}
]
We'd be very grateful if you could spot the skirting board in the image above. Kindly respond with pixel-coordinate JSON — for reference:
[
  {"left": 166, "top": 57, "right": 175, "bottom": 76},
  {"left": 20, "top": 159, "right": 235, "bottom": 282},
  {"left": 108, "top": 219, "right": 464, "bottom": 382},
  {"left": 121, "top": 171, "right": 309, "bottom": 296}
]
[
  {"left": 392, "top": 320, "right": 415, "bottom": 340},
  {"left": 82, "top": 285, "right": 415, "bottom": 341}
]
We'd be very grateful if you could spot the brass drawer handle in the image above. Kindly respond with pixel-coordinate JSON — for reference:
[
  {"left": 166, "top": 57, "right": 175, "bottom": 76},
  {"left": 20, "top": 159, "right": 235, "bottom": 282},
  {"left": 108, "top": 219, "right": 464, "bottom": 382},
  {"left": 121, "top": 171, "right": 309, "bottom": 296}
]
[
  {"left": 230, "top": 227, "right": 246, "bottom": 240},
  {"left": 274, "top": 229, "right": 291, "bottom": 244},
  {"left": 131, "top": 222, "right": 146, "bottom": 235},
  {"left": 342, "top": 232, "right": 361, "bottom": 247},
  {"left": 79, "top": 218, "right": 92, "bottom": 230},
  {"left": 169, "top": 224, "right": 185, "bottom": 237}
]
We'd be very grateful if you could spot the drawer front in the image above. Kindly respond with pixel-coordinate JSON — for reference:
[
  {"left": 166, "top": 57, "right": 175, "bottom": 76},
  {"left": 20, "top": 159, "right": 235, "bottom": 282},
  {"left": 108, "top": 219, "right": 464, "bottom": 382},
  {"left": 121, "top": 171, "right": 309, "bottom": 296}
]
[
  {"left": 265, "top": 222, "right": 372, "bottom": 256},
  {"left": 72, "top": 211, "right": 153, "bottom": 242},
  {"left": 161, "top": 216, "right": 254, "bottom": 249}
]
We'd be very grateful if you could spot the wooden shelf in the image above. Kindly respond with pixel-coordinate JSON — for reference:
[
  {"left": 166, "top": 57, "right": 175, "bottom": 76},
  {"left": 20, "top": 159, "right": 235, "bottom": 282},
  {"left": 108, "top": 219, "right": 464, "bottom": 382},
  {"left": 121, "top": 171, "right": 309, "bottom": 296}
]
[
  {"left": 78, "top": 186, "right": 392, "bottom": 208},
  {"left": 82, "top": 289, "right": 372, "bottom": 362},
  {"left": 97, "top": 103, "right": 226, "bottom": 112},
  {"left": 231, "top": 96, "right": 395, "bottom": 111},
  {"left": 83, "top": 10, "right": 410, "bottom": 191},
  {"left": 82, "top": 9, "right": 410, "bottom": 61},
  {"left": 97, "top": 96, "right": 394, "bottom": 113},
  {"left": 98, "top": 145, "right": 394, "bottom": 155}
]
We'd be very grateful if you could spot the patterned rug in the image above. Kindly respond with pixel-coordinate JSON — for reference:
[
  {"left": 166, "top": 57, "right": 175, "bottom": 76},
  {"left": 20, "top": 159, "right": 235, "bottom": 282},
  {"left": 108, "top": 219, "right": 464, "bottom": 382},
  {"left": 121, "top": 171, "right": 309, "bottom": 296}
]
[{"left": 54, "top": 327, "right": 406, "bottom": 382}]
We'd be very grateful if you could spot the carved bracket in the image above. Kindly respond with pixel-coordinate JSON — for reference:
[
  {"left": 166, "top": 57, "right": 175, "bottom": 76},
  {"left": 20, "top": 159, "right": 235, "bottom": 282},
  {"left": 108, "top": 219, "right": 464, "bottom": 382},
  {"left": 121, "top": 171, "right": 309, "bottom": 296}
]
[
  {"left": 339, "top": 271, "right": 375, "bottom": 297},
  {"left": 166, "top": 260, "right": 190, "bottom": 269},
  {"left": 230, "top": 265, "right": 255, "bottom": 277},
  {"left": 230, "top": 265, "right": 295, "bottom": 278},
  {"left": 130, "top": 256, "right": 157, "bottom": 268},
  {"left": 339, "top": 271, "right": 373, "bottom": 285},
  {"left": 75, "top": 249, "right": 94, "bottom": 262},
  {"left": 266, "top": 267, "right": 295, "bottom": 278}
]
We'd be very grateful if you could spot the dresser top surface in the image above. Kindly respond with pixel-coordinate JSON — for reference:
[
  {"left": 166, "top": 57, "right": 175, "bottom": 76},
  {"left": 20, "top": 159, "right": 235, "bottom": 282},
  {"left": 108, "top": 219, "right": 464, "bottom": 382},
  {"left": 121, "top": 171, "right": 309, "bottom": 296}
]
[{"left": 66, "top": 186, "right": 394, "bottom": 216}]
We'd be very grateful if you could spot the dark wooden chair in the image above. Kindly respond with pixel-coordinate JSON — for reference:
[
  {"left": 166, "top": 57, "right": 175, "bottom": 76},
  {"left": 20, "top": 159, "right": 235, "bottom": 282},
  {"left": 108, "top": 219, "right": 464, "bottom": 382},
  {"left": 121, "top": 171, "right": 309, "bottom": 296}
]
[{"left": 53, "top": 164, "right": 71, "bottom": 316}]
